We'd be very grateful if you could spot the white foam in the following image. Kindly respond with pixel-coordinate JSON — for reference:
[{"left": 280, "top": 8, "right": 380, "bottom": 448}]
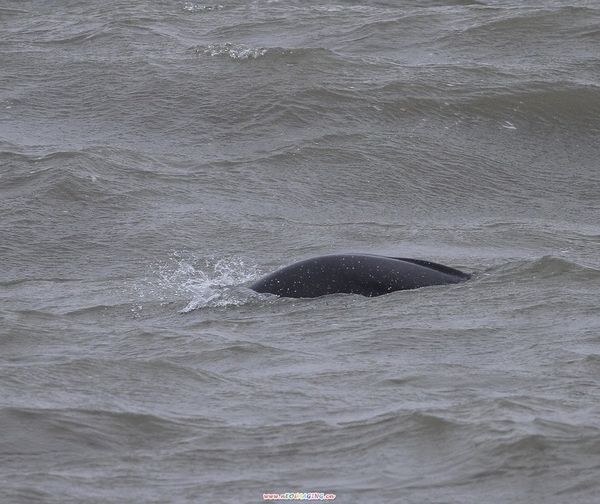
[
  {"left": 199, "top": 43, "right": 267, "bottom": 60},
  {"left": 183, "top": 3, "right": 223, "bottom": 13}
]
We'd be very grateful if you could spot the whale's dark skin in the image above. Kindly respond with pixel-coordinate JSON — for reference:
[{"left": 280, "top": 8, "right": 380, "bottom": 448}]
[{"left": 250, "top": 254, "right": 471, "bottom": 298}]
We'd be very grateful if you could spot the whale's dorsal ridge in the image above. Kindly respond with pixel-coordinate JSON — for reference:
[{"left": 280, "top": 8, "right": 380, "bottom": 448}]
[
  {"left": 250, "top": 253, "right": 471, "bottom": 298},
  {"left": 386, "top": 257, "right": 471, "bottom": 279}
]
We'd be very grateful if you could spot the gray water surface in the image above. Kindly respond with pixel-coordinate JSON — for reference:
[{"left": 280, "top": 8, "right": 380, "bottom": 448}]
[{"left": 2, "top": 1, "right": 600, "bottom": 502}]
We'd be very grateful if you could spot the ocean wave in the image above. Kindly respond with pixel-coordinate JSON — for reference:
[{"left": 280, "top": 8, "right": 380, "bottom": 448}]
[
  {"left": 365, "top": 79, "right": 600, "bottom": 127},
  {"left": 492, "top": 256, "right": 600, "bottom": 281},
  {"left": 33, "top": 25, "right": 110, "bottom": 45},
  {"left": 195, "top": 342, "right": 293, "bottom": 361},
  {"left": 0, "top": 149, "right": 84, "bottom": 163},
  {"left": 340, "top": 409, "right": 460, "bottom": 436},
  {"left": 165, "top": 409, "right": 463, "bottom": 459},
  {"left": 454, "top": 83, "right": 600, "bottom": 125},
  {"left": 0, "top": 277, "right": 82, "bottom": 288},
  {"left": 176, "top": 72, "right": 600, "bottom": 134},
  {"left": 0, "top": 146, "right": 192, "bottom": 202},
  {"left": 0, "top": 406, "right": 453, "bottom": 460},
  {"left": 23, "top": 13, "right": 184, "bottom": 48},
  {"left": 3, "top": 357, "right": 238, "bottom": 390},
  {"left": 490, "top": 428, "right": 599, "bottom": 462},
  {"left": 0, "top": 406, "right": 199, "bottom": 452},
  {"left": 453, "top": 6, "right": 600, "bottom": 40},
  {"left": 0, "top": 7, "right": 30, "bottom": 16}
]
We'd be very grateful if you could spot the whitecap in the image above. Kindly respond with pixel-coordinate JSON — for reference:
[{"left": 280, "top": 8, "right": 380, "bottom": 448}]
[{"left": 197, "top": 43, "right": 267, "bottom": 60}]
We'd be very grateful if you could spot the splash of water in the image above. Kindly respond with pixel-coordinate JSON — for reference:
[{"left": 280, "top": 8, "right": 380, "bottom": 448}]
[{"left": 137, "top": 252, "right": 264, "bottom": 313}]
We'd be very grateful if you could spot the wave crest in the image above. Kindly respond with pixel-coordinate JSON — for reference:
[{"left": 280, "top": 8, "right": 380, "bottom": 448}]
[{"left": 489, "top": 256, "right": 600, "bottom": 282}]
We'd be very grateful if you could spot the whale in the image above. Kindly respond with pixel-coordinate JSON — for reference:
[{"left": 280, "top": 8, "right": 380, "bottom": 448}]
[{"left": 250, "top": 254, "right": 470, "bottom": 298}]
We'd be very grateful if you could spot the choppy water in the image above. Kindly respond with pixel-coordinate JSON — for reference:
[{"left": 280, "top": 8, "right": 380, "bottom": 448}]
[{"left": 2, "top": 1, "right": 600, "bottom": 502}]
